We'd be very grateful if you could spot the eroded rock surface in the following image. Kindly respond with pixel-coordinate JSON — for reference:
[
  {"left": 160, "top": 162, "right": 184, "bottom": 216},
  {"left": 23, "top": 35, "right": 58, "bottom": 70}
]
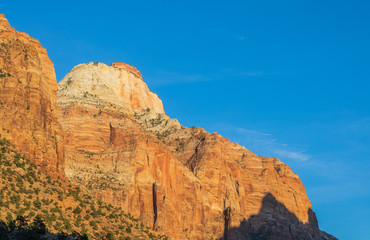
[
  {"left": 57, "top": 62, "right": 164, "bottom": 114},
  {"left": 135, "top": 110, "right": 321, "bottom": 239},
  {"left": 0, "top": 14, "right": 64, "bottom": 177},
  {"left": 58, "top": 62, "right": 330, "bottom": 239},
  {"left": 0, "top": 13, "right": 336, "bottom": 240}
]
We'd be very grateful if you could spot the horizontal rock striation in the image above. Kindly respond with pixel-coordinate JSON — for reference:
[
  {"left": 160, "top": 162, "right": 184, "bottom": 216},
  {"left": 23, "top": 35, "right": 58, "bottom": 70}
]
[
  {"left": 58, "top": 62, "right": 332, "bottom": 239},
  {"left": 0, "top": 13, "right": 337, "bottom": 240},
  {"left": 57, "top": 96, "right": 200, "bottom": 239}
]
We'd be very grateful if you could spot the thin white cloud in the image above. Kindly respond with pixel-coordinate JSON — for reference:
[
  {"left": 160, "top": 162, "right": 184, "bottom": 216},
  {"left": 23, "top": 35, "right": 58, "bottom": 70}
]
[
  {"left": 211, "top": 123, "right": 311, "bottom": 162},
  {"left": 308, "top": 180, "right": 370, "bottom": 204},
  {"left": 237, "top": 71, "right": 283, "bottom": 77},
  {"left": 274, "top": 149, "right": 310, "bottom": 162},
  {"left": 144, "top": 69, "right": 279, "bottom": 86},
  {"left": 235, "top": 127, "right": 271, "bottom": 136},
  {"left": 145, "top": 71, "right": 211, "bottom": 86}
]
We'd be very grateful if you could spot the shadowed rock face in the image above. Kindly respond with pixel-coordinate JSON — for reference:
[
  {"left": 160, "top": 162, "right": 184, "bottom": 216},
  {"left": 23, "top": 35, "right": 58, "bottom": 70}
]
[
  {"left": 57, "top": 62, "right": 334, "bottom": 239},
  {"left": 0, "top": 14, "right": 64, "bottom": 177},
  {"left": 221, "top": 193, "right": 338, "bottom": 240}
]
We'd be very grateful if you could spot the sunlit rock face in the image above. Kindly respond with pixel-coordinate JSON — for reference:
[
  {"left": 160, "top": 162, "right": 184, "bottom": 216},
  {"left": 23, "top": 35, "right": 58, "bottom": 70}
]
[
  {"left": 0, "top": 13, "right": 337, "bottom": 240},
  {"left": 57, "top": 62, "right": 164, "bottom": 114},
  {"left": 135, "top": 110, "right": 324, "bottom": 239},
  {"left": 0, "top": 14, "right": 64, "bottom": 177},
  {"left": 57, "top": 61, "right": 328, "bottom": 239}
]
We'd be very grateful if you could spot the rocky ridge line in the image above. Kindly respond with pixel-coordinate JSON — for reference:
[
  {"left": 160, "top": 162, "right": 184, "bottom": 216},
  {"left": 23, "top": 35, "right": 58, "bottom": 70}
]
[{"left": 57, "top": 61, "right": 337, "bottom": 239}]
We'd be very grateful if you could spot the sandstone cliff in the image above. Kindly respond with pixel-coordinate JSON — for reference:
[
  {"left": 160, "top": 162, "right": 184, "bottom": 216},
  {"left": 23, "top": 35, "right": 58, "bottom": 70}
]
[
  {"left": 135, "top": 110, "right": 322, "bottom": 239},
  {"left": 57, "top": 62, "right": 334, "bottom": 239},
  {"left": 0, "top": 13, "right": 336, "bottom": 239},
  {"left": 0, "top": 14, "right": 64, "bottom": 177},
  {"left": 57, "top": 62, "right": 164, "bottom": 114},
  {"left": 57, "top": 63, "right": 198, "bottom": 238},
  {"left": 0, "top": 136, "right": 165, "bottom": 239}
]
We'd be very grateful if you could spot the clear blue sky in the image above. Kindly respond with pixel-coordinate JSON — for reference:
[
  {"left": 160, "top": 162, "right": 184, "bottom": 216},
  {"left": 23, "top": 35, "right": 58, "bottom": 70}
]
[{"left": 3, "top": 1, "right": 370, "bottom": 239}]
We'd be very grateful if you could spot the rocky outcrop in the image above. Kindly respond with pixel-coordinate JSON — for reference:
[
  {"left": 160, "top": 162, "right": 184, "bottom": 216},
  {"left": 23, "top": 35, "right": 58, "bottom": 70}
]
[
  {"left": 57, "top": 62, "right": 164, "bottom": 114},
  {"left": 57, "top": 70, "right": 200, "bottom": 238},
  {"left": 135, "top": 110, "right": 320, "bottom": 239},
  {"left": 111, "top": 62, "right": 143, "bottom": 79},
  {"left": 0, "top": 14, "right": 64, "bottom": 177},
  {"left": 57, "top": 62, "right": 332, "bottom": 239}
]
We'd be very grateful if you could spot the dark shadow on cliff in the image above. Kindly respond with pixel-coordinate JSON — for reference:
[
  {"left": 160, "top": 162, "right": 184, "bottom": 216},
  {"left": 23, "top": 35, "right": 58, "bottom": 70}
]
[{"left": 218, "top": 193, "right": 337, "bottom": 240}]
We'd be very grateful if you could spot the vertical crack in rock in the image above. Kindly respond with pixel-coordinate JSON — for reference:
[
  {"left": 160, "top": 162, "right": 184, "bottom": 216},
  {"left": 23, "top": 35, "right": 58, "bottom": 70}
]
[
  {"left": 235, "top": 180, "right": 240, "bottom": 196},
  {"left": 53, "top": 135, "right": 60, "bottom": 173},
  {"left": 109, "top": 123, "right": 114, "bottom": 145},
  {"left": 223, "top": 207, "right": 231, "bottom": 240},
  {"left": 114, "top": 156, "right": 118, "bottom": 172},
  {"left": 152, "top": 182, "right": 158, "bottom": 230}
]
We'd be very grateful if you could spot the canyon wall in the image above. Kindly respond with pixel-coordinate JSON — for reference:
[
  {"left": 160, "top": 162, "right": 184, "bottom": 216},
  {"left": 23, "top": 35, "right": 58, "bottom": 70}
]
[
  {"left": 0, "top": 14, "right": 336, "bottom": 239},
  {"left": 57, "top": 62, "right": 330, "bottom": 239},
  {"left": 0, "top": 14, "right": 64, "bottom": 177}
]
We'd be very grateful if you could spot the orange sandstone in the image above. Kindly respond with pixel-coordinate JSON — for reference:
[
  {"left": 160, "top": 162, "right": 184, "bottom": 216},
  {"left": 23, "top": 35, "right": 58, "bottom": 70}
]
[
  {"left": 0, "top": 13, "right": 337, "bottom": 239},
  {"left": 0, "top": 14, "right": 64, "bottom": 177},
  {"left": 57, "top": 62, "right": 326, "bottom": 239},
  {"left": 111, "top": 62, "right": 142, "bottom": 79}
]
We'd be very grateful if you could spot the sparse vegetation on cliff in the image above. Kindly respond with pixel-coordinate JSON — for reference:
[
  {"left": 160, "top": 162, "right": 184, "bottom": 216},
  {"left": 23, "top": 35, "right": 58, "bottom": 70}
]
[
  {"left": 0, "top": 135, "right": 167, "bottom": 240},
  {"left": 0, "top": 69, "right": 13, "bottom": 78}
]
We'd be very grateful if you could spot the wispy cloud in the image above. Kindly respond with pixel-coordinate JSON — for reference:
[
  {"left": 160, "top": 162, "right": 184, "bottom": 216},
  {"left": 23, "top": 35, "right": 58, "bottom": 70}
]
[
  {"left": 274, "top": 149, "right": 310, "bottom": 162},
  {"left": 308, "top": 179, "right": 370, "bottom": 204},
  {"left": 210, "top": 123, "right": 311, "bottom": 163},
  {"left": 238, "top": 71, "right": 266, "bottom": 77},
  {"left": 234, "top": 127, "right": 271, "bottom": 136},
  {"left": 209, "top": 117, "right": 370, "bottom": 211},
  {"left": 145, "top": 69, "right": 281, "bottom": 86},
  {"left": 145, "top": 71, "right": 211, "bottom": 86},
  {"left": 234, "top": 71, "right": 283, "bottom": 77}
]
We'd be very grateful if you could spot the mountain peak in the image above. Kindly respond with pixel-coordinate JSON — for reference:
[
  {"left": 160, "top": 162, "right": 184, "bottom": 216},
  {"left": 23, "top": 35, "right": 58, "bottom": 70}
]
[
  {"left": 0, "top": 14, "right": 12, "bottom": 31},
  {"left": 111, "top": 62, "right": 142, "bottom": 79},
  {"left": 57, "top": 62, "right": 165, "bottom": 113}
]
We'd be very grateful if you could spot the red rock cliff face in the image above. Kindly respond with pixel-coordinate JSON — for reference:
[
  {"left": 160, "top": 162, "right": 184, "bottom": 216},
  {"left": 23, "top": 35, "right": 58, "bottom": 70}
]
[
  {"left": 57, "top": 63, "right": 199, "bottom": 238},
  {"left": 0, "top": 14, "right": 336, "bottom": 240},
  {"left": 135, "top": 111, "right": 322, "bottom": 239},
  {"left": 0, "top": 14, "right": 64, "bottom": 177},
  {"left": 57, "top": 62, "right": 326, "bottom": 239}
]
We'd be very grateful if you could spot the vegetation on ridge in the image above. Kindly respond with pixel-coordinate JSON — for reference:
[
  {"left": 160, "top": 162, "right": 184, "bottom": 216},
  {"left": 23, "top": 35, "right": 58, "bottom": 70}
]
[{"left": 0, "top": 134, "right": 167, "bottom": 240}]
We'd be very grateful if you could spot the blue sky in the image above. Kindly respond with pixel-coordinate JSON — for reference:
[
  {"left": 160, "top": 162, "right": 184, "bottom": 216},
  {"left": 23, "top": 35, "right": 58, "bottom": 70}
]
[{"left": 3, "top": 1, "right": 370, "bottom": 239}]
